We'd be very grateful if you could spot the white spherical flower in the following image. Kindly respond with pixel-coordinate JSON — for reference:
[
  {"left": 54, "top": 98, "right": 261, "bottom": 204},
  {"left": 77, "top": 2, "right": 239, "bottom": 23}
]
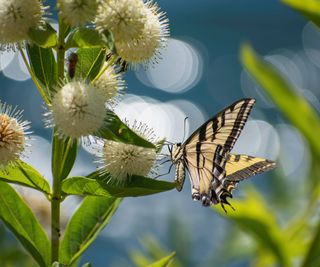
[
  {"left": 0, "top": 0, "right": 44, "bottom": 46},
  {"left": 0, "top": 102, "right": 31, "bottom": 167},
  {"left": 51, "top": 81, "right": 106, "bottom": 139},
  {"left": 101, "top": 140, "right": 157, "bottom": 183},
  {"left": 115, "top": 1, "right": 169, "bottom": 65},
  {"left": 58, "top": 0, "right": 98, "bottom": 26},
  {"left": 93, "top": 64, "right": 125, "bottom": 103},
  {"left": 96, "top": 0, "right": 147, "bottom": 43}
]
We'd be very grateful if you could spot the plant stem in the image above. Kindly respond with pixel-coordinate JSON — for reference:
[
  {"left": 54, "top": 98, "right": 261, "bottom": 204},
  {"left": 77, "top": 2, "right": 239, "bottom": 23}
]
[{"left": 51, "top": 17, "right": 67, "bottom": 264}]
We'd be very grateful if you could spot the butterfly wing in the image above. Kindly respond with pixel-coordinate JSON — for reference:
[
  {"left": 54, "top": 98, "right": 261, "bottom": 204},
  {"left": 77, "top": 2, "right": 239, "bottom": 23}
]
[{"left": 182, "top": 98, "right": 256, "bottom": 206}]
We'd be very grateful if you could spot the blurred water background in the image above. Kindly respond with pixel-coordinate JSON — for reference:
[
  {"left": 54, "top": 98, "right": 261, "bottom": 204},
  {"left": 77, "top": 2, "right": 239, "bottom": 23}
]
[{"left": 1, "top": 0, "right": 318, "bottom": 266}]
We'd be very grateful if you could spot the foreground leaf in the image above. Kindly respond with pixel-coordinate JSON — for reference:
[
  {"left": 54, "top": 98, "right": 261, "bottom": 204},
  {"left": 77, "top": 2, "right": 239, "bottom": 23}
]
[
  {"left": 60, "top": 196, "right": 121, "bottom": 265},
  {"left": 302, "top": 221, "right": 320, "bottom": 267},
  {"left": 52, "top": 135, "right": 77, "bottom": 181},
  {"left": 213, "top": 188, "right": 290, "bottom": 267},
  {"left": 147, "top": 252, "right": 176, "bottom": 267},
  {"left": 0, "top": 182, "right": 50, "bottom": 267},
  {"left": 61, "top": 173, "right": 176, "bottom": 197},
  {"left": 97, "top": 112, "right": 156, "bottom": 149},
  {"left": 26, "top": 43, "right": 57, "bottom": 97},
  {"left": 0, "top": 161, "right": 50, "bottom": 194},
  {"left": 282, "top": 0, "right": 320, "bottom": 28},
  {"left": 241, "top": 43, "right": 320, "bottom": 156},
  {"left": 74, "top": 48, "right": 106, "bottom": 81},
  {"left": 28, "top": 22, "right": 58, "bottom": 48}
]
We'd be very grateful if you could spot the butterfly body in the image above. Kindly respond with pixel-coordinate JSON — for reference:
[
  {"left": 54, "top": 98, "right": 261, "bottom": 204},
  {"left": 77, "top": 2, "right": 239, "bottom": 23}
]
[{"left": 169, "top": 98, "right": 276, "bottom": 209}]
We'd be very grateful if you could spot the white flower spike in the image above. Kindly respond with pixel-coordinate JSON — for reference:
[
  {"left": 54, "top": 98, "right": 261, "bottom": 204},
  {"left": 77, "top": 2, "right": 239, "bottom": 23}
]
[
  {"left": 96, "top": 0, "right": 147, "bottom": 43},
  {"left": 58, "top": 0, "right": 98, "bottom": 26},
  {"left": 0, "top": 102, "right": 31, "bottom": 167},
  {"left": 0, "top": 0, "right": 44, "bottom": 48},
  {"left": 115, "top": 1, "right": 169, "bottom": 65},
  {"left": 50, "top": 81, "right": 106, "bottom": 139}
]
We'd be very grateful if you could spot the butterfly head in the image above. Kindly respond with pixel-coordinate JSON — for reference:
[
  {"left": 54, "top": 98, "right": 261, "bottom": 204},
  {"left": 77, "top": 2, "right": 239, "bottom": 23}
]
[{"left": 170, "top": 143, "right": 183, "bottom": 164}]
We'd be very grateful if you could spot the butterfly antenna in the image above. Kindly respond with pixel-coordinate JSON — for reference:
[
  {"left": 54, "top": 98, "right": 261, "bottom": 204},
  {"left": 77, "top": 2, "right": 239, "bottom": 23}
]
[{"left": 182, "top": 117, "right": 189, "bottom": 142}]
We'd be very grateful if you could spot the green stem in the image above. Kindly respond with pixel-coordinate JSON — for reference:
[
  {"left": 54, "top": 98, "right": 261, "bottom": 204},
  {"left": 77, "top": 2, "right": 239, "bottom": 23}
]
[
  {"left": 51, "top": 17, "right": 67, "bottom": 264},
  {"left": 18, "top": 43, "right": 50, "bottom": 104},
  {"left": 91, "top": 53, "right": 118, "bottom": 83}
]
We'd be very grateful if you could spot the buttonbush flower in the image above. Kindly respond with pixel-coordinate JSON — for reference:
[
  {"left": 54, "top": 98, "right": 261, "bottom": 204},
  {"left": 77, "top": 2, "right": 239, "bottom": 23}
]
[
  {"left": 57, "top": 0, "right": 98, "bottom": 26},
  {"left": 0, "top": 102, "right": 31, "bottom": 167},
  {"left": 0, "top": 0, "right": 45, "bottom": 49},
  {"left": 96, "top": 0, "right": 147, "bottom": 43},
  {"left": 97, "top": 121, "right": 159, "bottom": 183},
  {"left": 93, "top": 63, "right": 125, "bottom": 104},
  {"left": 49, "top": 81, "right": 106, "bottom": 139},
  {"left": 115, "top": 1, "right": 169, "bottom": 65}
]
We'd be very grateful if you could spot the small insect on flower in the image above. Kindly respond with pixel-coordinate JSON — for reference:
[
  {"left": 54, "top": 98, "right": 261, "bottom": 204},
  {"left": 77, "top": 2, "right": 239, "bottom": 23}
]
[
  {"left": 0, "top": 0, "right": 45, "bottom": 48},
  {"left": 0, "top": 102, "right": 31, "bottom": 167},
  {"left": 96, "top": 0, "right": 147, "bottom": 43},
  {"left": 57, "top": 0, "right": 99, "bottom": 26},
  {"left": 93, "top": 63, "right": 125, "bottom": 104},
  {"left": 49, "top": 81, "right": 106, "bottom": 139},
  {"left": 97, "top": 120, "right": 159, "bottom": 184},
  {"left": 115, "top": 1, "right": 169, "bottom": 66}
]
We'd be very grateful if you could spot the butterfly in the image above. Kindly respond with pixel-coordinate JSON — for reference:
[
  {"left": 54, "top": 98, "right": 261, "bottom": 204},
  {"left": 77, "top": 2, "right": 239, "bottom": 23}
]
[{"left": 169, "top": 98, "right": 276, "bottom": 211}]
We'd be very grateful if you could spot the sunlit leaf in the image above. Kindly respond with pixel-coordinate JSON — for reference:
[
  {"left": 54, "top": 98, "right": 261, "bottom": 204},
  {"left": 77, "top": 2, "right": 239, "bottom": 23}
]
[
  {"left": 28, "top": 22, "right": 58, "bottom": 48},
  {"left": 302, "top": 221, "right": 320, "bottom": 267},
  {"left": 26, "top": 43, "right": 57, "bottom": 97},
  {"left": 61, "top": 173, "right": 176, "bottom": 197},
  {"left": 213, "top": 188, "right": 290, "bottom": 267},
  {"left": 0, "top": 161, "right": 50, "bottom": 194},
  {"left": 52, "top": 135, "right": 77, "bottom": 181},
  {"left": 147, "top": 252, "right": 176, "bottom": 267},
  {"left": 240, "top": 43, "right": 320, "bottom": 157},
  {"left": 96, "top": 112, "right": 156, "bottom": 149},
  {"left": 60, "top": 196, "right": 121, "bottom": 265},
  {"left": 75, "top": 47, "right": 106, "bottom": 81},
  {"left": 282, "top": 0, "right": 320, "bottom": 28},
  {"left": 66, "top": 27, "right": 113, "bottom": 49},
  {"left": 0, "top": 182, "right": 50, "bottom": 267}
]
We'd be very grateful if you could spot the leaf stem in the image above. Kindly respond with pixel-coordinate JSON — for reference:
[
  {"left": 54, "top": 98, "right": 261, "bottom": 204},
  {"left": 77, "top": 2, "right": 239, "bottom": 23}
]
[
  {"left": 18, "top": 43, "right": 50, "bottom": 104},
  {"left": 51, "top": 17, "right": 67, "bottom": 264}
]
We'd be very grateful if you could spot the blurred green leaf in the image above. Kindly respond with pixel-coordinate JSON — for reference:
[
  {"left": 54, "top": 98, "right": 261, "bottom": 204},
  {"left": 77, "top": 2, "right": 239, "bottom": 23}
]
[
  {"left": 28, "top": 23, "right": 58, "bottom": 48},
  {"left": 282, "top": 0, "right": 320, "bottom": 28},
  {"left": 213, "top": 188, "right": 290, "bottom": 267},
  {"left": 26, "top": 43, "right": 57, "bottom": 97},
  {"left": 302, "top": 221, "right": 320, "bottom": 267},
  {"left": 81, "top": 263, "right": 92, "bottom": 267},
  {"left": 60, "top": 196, "right": 121, "bottom": 265},
  {"left": 0, "top": 161, "right": 50, "bottom": 194},
  {"left": 97, "top": 112, "right": 156, "bottom": 149},
  {"left": 52, "top": 262, "right": 64, "bottom": 267},
  {"left": 240, "top": 43, "right": 320, "bottom": 156},
  {"left": 0, "top": 182, "right": 50, "bottom": 267},
  {"left": 52, "top": 135, "right": 77, "bottom": 181},
  {"left": 147, "top": 252, "right": 176, "bottom": 267},
  {"left": 66, "top": 27, "right": 113, "bottom": 49},
  {"left": 131, "top": 251, "right": 153, "bottom": 267},
  {"left": 61, "top": 173, "right": 176, "bottom": 197},
  {"left": 75, "top": 47, "right": 106, "bottom": 81}
]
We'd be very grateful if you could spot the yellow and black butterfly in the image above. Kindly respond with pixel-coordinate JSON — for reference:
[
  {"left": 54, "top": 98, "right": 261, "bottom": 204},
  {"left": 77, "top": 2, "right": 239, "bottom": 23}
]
[{"left": 169, "top": 98, "right": 276, "bottom": 210}]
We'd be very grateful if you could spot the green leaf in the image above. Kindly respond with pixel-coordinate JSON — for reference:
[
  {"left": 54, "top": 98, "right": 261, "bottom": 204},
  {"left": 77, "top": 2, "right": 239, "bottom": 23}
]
[
  {"left": 52, "top": 135, "right": 78, "bottom": 181},
  {"left": 60, "top": 196, "right": 121, "bottom": 265},
  {"left": 61, "top": 173, "right": 176, "bottom": 197},
  {"left": 302, "top": 222, "right": 320, "bottom": 267},
  {"left": 213, "top": 188, "right": 290, "bottom": 267},
  {"left": 75, "top": 48, "right": 106, "bottom": 81},
  {"left": 282, "top": 0, "right": 320, "bottom": 27},
  {"left": 52, "top": 262, "right": 64, "bottom": 267},
  {"left": 26, "top": 43, "right": 57, "bottom": 97},
  {"left": 0, "top": 182, "right": 50, "bottom": 267},
  {"left": 0, "top": 161, "right": 50, "bottom": 194},
  {"left": 240, "top": 43, "right": 320, "bottom": 156},
  {"left": 97, "top": 112, "right": 156, "bottom": 149},
  {"left": 28, "top": 23, "right": 58, "bottom": 48},
  {"left": 66, "top": 27, "right": 113, "bottom": 49},
  {"left": 147, "top": 252, "right": 176, "bottom": 267}
]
